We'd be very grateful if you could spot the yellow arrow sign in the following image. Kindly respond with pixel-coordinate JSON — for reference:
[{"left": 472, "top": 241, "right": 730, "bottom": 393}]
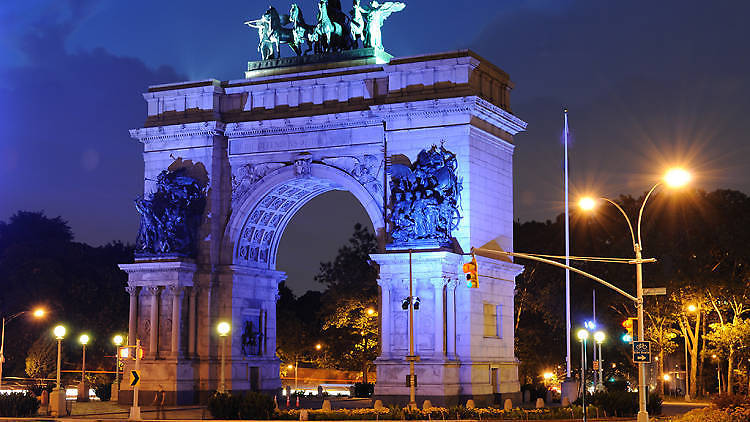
[{"left": 130, "top": 370, "right": 141, "bottom": 387}]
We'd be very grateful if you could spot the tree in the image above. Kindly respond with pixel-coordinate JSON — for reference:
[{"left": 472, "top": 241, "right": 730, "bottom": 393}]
[
  {"left": 321, "top": 299, "right": 378, "bottom": 383},
  {"left": 314, "top": 223, "right": 378, "bottom": 301},
  {"left": 645, "top": 297, "right": 679, "bottom": 395},
  {"left": 25, "top": 334, "right": 56, "bottom": 379}
]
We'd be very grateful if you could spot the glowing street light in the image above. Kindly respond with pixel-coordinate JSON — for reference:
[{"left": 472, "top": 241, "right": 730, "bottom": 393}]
[
  {"left": 112, "top": 334, "right": 124, "bottom": 401},
  {"left": 594, "top": 331, "right": 605, "bottom": 391},
  {"left": 577, "top": 328, "right": 589, "bottom": 422},
  {"left": 217, "top": 321, "right": 231, "bottom": 393},
  {"left": 0, "top": 307, "right": 46, "bottom": 391},
  {"left": 578, "top": 197, "right": 596, "bottom": 211},
  {"left": 578, "top": 167, "right": 691, "bottom": 422}
]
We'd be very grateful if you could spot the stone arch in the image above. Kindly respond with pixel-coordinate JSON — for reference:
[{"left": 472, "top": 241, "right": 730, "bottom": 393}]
[{"left": 224, "top": 163, "right": 385, "bottom": 269}]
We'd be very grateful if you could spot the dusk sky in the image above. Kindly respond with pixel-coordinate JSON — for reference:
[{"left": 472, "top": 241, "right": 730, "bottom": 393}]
[{"left": 2, "top": 0, "right": 748, "bottom": 294}]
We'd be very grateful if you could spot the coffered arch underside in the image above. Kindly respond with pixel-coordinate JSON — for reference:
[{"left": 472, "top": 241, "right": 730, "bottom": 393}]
[{"left": 230, "top": 164, "right": 385, "bottom": 269}]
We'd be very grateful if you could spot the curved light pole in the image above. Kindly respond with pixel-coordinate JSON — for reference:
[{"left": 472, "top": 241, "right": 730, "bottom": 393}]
[
  {"left": 579, "top": 167, "right": 691, "bottom": 422},
  {"left": 0, "top": 308, "right": 46, "bottom": 391},
  {"left": 217, "top": 321, "right": 231, "bottom": 393}
]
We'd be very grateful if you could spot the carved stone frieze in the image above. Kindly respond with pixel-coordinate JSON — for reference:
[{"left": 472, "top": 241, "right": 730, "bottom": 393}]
[
  {"left": 231, "top": 162, "right": 287, "bottom": 202},
  {"left": 322, "top": 154, "right": 383, "bottom": 198}
]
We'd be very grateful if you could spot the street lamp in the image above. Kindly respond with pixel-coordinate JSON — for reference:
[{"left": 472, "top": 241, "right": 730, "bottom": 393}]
[
  {"left": 0, "top": 307, "right": 46, "bottom": 391},
  {"left": 78, "top": 334, "right": 90, "bottom": 402},
  {"left": 112, "top": 334, "right": 124, "bottom": 401},
  {"left": 577, "top": 329, "right": 589, "bottom": 422},
  {"left": 593, "top": 331, "right": 605, "bottom": 391},
  {"left": 217, "top": 321, "right": 231, "bottom": 393},
  {"left": 50, "top": 325, "right": 66, "bottom": 417},
  {"left": 712, "top": 354, "right": 721, "bottom": 394},
  {"left": 579, "top": 167, "right": 691, "bottom": 422}
]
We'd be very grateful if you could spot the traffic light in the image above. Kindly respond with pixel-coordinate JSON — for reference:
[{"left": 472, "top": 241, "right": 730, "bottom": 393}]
[
  {"left": 463, "top": 255, "right": 479, "bottom": 288},
  {"left": 622, "top": 318, "right": 634, "bottom": 342}
]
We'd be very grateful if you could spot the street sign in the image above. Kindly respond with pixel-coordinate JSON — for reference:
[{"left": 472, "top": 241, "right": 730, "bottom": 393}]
[
  {"left": 592, "top": 360, "right": 599, "bottom": 370},
  {"left": 643, "top": 287, "right": 667, "bottom": 296},
  {"left": 130, "top": 370, "right": 141, "bottom": 387},
  {"left": 633, "top": 341, "right": 651, "bottom": 363}
]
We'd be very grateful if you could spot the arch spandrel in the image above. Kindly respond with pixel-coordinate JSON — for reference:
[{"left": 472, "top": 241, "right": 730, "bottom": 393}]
[{"left": 224, "top": 163, "right": 386, "bottom": 269}]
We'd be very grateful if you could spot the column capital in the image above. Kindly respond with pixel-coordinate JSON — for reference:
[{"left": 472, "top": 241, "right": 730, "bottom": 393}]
[
  {"left": 125, "top": 286, "right": 139, "bottom": 296},
  {"left": 168, "top": 285, "right": 184, "bottom": 296},
  {"left": 147, "top": 286, "right": 161, "bottom": 296}
]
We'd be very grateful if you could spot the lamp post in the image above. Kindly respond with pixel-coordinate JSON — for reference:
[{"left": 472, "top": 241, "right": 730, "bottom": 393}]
[
  {"left": 217, "top": 321, "right": 231, "bottom": 393},
  {"left": 579, "top": 167, "right": 691, "bottom": 422},
  {"left": 594, "top": 331, "right": 605, "bottom": 391},
  {"left": 78, "top": 334, "right": 90, "bottom": 402},
  {"left": 712, "top": 354, "right": 721, "bottom": 394},
  {"left": 577, "top": 329, "right": 589, "bottom": 422},
  {"left": 0, "top": 308, "right": 46, "bottom": 391},
  {"left": 50, "top": 325, "right": 67, "bottom": 417},
  {"left": 112, "top": 334, "right": 124, "bottom": 401}
]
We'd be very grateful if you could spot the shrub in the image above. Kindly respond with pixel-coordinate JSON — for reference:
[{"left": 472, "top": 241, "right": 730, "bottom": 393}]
[
  {"left": 647, "top": 391, "right": 662, "bottom": 415},
  {"left": 94, "top": 382, "right": 112, "bottom": 401},
  {"left": 713, "top": 394, "right": 750, "bottom": 410},
  {"left": 0, "top": 391, "right": 40, "bottom": 417},
  {"left": 352, "top": 382, "right": 374, "bottom": 398},
  {"left": 208, "top": 391, "right": 274, "bottom": 420},
  {"left": 208, "top": 392, "right": 239, "bottom": 419},
  {"left": 238, "top": 391, "right": 275, "bottom": 419}
]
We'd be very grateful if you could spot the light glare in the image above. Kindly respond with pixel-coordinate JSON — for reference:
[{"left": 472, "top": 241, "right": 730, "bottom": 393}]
[
  {"left": 594, "top": 331, "right": 605, "bottom": 343},
  {"left": 577, "top": 329, "right": 589, "bottom": 341},
  {"left": 113, "top": 335, "right": 124, "bottom": 346},
  {"left": 53, "top": 325, "right": 66, "bottom": 339},
  {"left": 217, "top": 321, "right": 231, "bottom": 336},
  {"left": 664, "top": 168, "right": 691, "bottom": 188},
  {"left": 579, "top": 197, "right": 597, "bottom": 211},
  {"left": 79, "top": 334, "right": 90, "bottom": 345},
  {"left": 33, "top": 308, "right": 46, "bottom": 318}
]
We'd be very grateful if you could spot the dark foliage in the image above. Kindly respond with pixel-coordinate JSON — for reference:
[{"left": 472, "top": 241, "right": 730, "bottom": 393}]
[
  {"left": 0, "top": 391, "right": 40, "bottom": 417},
  {"left": 352, "top": 382, "right": 373, "bottom": 397},
  {"left": 207, "top": 391, "right": 274, "bottom": 420},
  {"left": 94, "top": 382, "right": 112, "bottom": 401}
]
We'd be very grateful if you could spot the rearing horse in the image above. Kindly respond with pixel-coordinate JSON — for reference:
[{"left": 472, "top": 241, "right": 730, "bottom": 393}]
[
  {"left": 313, "top": 0, "right": 349, "bottom": 53},
  {"left": 264, "top": 6, "right": 303, "bottom": 57}
]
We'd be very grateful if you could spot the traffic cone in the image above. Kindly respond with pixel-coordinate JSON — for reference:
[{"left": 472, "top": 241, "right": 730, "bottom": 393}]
[
  {"left": 296, "top": 395, "right": 300, "bottom": 408},
  {"left": 286, "top": 395, "right": 290, "bottom": 408}
]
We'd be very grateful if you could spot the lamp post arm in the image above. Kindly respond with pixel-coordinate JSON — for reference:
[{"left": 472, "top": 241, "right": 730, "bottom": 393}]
[
  {"left": 472, "top": 248, "right": 638, "bottom": 302},
  {"left": 637, "top": 182, "right": 661, "bottom": 248},
  {"left": 601, "top": 197, "right": 637, "bottom": 248}
]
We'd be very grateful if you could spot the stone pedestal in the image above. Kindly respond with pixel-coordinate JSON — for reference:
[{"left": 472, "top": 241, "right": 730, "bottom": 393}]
[
  {"left": 77, "top": 380, "right": 90, "bottom": 401},
  {"left": 49, "top": 389, "right": 66, "bottom": 417},
  {"left": 118, "top": 260, "right": 198, "bottom": 405},
  {"left": 372, "top": 250, "right": 522, "bottom": 406},
  {"left": 561, "top": 378, "right": 578, "bottom": 406}
]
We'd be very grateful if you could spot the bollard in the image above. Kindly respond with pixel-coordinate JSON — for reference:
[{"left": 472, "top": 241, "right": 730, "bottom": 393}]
[
  {"left": 374, "top": 399, "right": 384, "bottom": 409},
  {"left": 299, "top": 409, "right": 309, "bottom": 421},
  {"left": 504, "top": 398, "right": 512, "bottom": 411},
  {"left": 466, "top": 399, "right": 475, "bottom": 409},
  {"left": 422, "top": 399, "right": 432, "bottom": 410},
  {"left": 535, "top": 397, "right": 545, "bottom": 409},
  {"left": 561, "top": 397, "right": 571, "bottom": 407},
  {"left": 322, "top": 399, "right": 332, "bottom": 411}
]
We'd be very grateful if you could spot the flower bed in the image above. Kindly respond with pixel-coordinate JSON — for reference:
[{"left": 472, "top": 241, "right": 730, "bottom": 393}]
[{"left": 275, "top": 405, "right": 597, "bottom": 420}]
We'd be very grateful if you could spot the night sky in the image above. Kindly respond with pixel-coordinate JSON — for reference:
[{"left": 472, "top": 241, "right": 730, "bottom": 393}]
[{"left": 2, "top": 0, "right": 749, "bottom": 294}]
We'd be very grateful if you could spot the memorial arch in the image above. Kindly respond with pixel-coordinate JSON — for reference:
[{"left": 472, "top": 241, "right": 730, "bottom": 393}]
[{"left": 120, "top": 49, "right": 527, "bottom": 406}]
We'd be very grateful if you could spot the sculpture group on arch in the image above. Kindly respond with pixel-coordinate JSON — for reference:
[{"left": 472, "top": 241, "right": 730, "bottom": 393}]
[
  {"left": 390, "top": 144, "right": 462, "bottom": 246},
  {"left": 245, "top": 0, "right": 405, "bottom": 60}
]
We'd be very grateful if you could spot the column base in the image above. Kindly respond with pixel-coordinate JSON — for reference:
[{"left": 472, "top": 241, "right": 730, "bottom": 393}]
[{"left": 561, "top": 378, "right": 579, "bottom": 404}]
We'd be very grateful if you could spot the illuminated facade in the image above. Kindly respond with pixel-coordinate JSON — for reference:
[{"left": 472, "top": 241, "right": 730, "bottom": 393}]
[{"left": 120, "top": 50, "right": 526, "bottom": 405}]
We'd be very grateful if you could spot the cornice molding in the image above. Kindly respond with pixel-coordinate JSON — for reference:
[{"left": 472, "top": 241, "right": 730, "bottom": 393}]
[{"left": 129, "top": 121, "right": 226, "bottom": 144}]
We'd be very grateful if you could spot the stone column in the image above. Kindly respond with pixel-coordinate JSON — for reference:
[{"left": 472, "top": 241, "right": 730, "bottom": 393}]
[
  {"left": 188, "top": 287, "right": 198, "bottom": 358},
  {"left": 126, "top": 286, "right": 139, "bottom": 345},
  {"left": 169, "top": 286, "right": 183, "bottom": 359},
  {"left": 446, "top": 280, "right": 457, "bottom": 359},
  {"left": 148, "top": 286, "right": 161, "bottom": 359},
  {"left": 380, "top": 282, "right": 391, "bottom": 359},
  {"left": 432, "top": 278, "right": 445, "bottom": 359}
]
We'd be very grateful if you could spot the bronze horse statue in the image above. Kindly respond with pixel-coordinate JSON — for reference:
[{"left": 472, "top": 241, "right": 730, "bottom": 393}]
[{"left": 312, "top": 0, "right": 353, "bottom": 53}]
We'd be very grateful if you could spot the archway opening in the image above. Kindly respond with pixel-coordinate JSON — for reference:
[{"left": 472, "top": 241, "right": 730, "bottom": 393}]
[{"left": 276, "top": 190, "right": 375, "bottom": 296}]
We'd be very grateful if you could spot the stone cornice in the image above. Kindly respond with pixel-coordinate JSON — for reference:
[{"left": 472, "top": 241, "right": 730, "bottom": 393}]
[
  {"left": 471, "top": 97, "right": 528, "bottom": 136},
  {"left": 119, "top": 261, "right": 197, "bottom": 274},
  {"left": 129, "top": 121, "right": 226, "bottom": 144},
  {"left": 225, "top": 112, "right": 382, "bottom": 138}
]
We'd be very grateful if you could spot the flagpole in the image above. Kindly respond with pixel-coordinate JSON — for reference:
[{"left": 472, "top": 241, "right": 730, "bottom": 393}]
[{"left": 564, "top": 108, "right": 572, "bottom": 381}]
